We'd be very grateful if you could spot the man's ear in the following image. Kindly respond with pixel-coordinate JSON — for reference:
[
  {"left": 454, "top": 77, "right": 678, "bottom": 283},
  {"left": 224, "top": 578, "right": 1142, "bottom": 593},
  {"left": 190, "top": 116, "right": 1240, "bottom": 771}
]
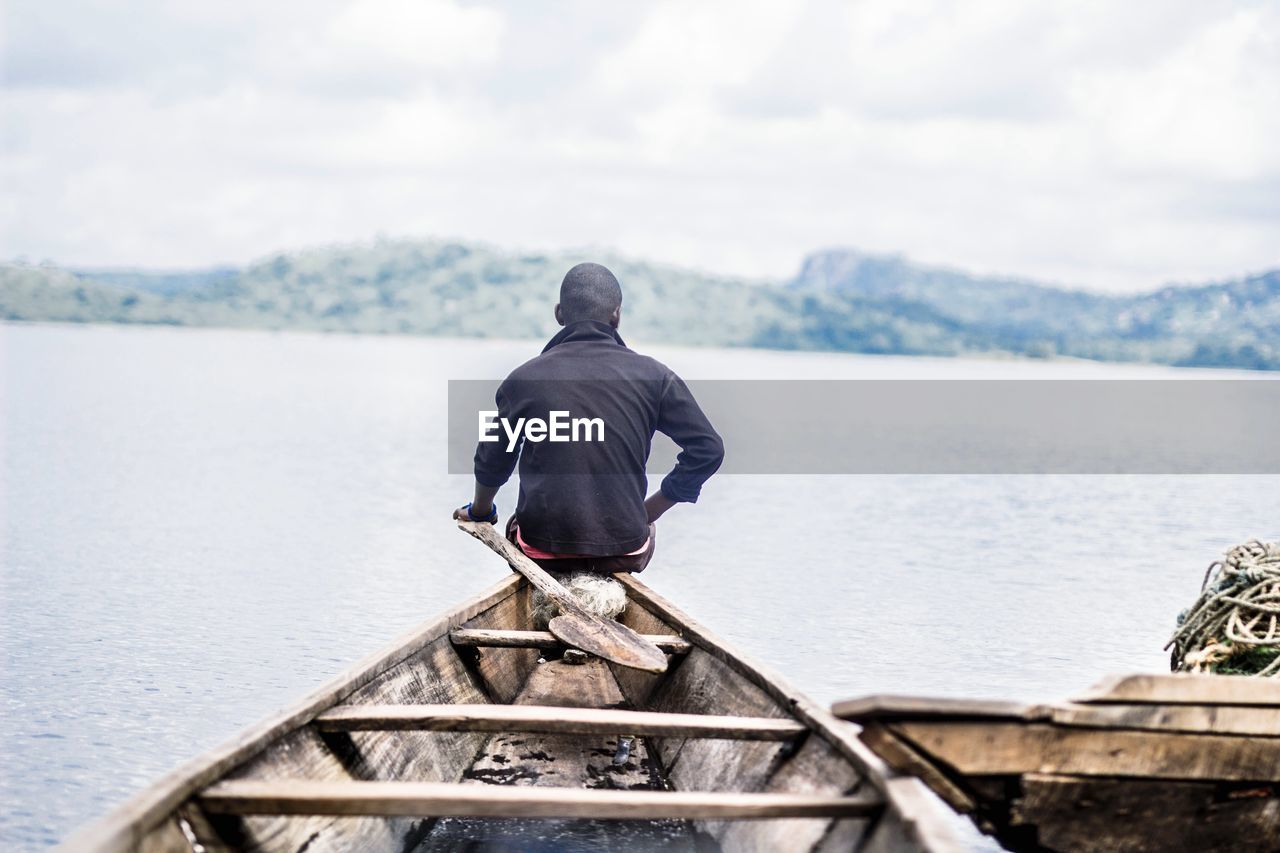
[
  {"left": 609, "top": 306, "right": 621, "bottom": 328},
  {"left": 554, "top": 304, "right": 564, "bottom": 326}
]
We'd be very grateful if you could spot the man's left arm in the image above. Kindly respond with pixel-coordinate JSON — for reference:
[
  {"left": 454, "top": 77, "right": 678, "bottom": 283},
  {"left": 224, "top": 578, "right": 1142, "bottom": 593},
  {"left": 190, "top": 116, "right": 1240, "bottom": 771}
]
[{"left": 648, "top": 374, "right": 724, "bottom": 521}]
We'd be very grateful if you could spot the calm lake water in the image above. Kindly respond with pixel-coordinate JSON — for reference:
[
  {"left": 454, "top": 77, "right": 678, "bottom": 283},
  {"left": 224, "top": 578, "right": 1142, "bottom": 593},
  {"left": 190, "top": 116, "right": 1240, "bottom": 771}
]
[{"left": 2, "top": 321, "right": 1278, "bottom": 848}]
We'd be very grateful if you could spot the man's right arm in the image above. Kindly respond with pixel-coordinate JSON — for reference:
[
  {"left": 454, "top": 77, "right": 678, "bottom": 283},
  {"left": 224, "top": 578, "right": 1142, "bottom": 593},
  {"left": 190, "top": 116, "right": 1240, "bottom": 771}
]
[
  {"left": 453, "top": 482, "right": 500, "bottom": 522},
  {"left": 456, "top": 383, "right": 522, "bottom": 521}
]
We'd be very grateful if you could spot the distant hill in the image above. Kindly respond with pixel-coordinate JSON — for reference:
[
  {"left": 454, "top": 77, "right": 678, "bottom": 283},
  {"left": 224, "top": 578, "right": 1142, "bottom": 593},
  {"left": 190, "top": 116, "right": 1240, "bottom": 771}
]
[
  {"left": 789, "top": 249, "right": 1280, "bottom": 369},
  {"left": 72, "top": 266, "right": 239, "bottom": 295},
  {"left": 2, "top": 239, "right": 1277, "bottom": 370}
]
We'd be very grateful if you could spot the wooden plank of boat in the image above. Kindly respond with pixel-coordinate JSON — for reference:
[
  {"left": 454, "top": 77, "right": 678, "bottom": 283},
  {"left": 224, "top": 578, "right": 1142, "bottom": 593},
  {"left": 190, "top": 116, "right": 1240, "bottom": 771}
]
[
  {"left": 450, "top": 627, "right": 692, "bottom": 653},
  {"left": 200, "top": 780, "right": 882, "bottom": 819},
  {"left": 314, "top": 703, "right": 808, "bottom": 740},
  {"left": 832, "top": 675, "right": 1280, "bottom": 852},
  {"left": 832, "top": 695, "right": 1036, "bottom": 723},
  {"left": 1074, "top": 672, "right": 1280, "bottom": 706},
  {"left": 1013, "top": 773, "right": 1280, "bottom": 852},
  {"left": 835, "top": 691, "right": 1280, "bottom": 738},
  {"left": 857, "top": 723, "right": 976, "bottom": 814},
  {"left": 458, "top": 519, "right": 668, "bottom": 673},
  {"left": 889, "top": 720, "right": 1280, "bottom": 781},
  {"left": 1046, "top": 701, "right": 1280, "bottom": 737}
]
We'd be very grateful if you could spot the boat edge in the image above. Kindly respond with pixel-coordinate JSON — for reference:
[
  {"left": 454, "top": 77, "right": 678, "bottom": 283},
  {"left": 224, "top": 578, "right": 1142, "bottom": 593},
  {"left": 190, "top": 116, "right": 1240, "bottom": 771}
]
[
  {"left": 617, "top": 575, "right": 973, "bottom": 853},
  {"left": 56, "top": 576, "right": 523, "bottom": 853}
]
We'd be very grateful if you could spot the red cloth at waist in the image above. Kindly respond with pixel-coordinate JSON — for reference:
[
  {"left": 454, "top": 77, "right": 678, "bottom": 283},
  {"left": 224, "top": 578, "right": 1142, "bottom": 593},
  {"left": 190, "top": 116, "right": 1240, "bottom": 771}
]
[{"left": 515, "top": 525, "right": 650, "bottom": 560}]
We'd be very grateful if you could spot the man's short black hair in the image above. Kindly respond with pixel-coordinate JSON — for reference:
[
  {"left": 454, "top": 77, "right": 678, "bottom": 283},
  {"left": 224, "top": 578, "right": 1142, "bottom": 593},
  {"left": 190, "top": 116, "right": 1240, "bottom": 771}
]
[{"left": 559, "top": 262, "right": 622, "bottom": 323}]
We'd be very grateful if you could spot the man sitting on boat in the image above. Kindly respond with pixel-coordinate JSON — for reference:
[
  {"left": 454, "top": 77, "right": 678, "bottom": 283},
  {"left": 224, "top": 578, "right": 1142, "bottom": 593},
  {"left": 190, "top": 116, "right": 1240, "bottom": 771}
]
[{"left": 453, "top": 262, "right": 723, "bottom": 618}]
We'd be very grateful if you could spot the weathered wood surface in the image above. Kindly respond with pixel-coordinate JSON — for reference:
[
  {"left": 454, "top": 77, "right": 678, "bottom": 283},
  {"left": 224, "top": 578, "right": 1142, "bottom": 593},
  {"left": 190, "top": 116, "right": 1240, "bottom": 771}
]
[
  {"left": 619, "top": 575, "right": 971, "bottom": 853},
  {"left": 1076, "top": 673, "right": 1280, "bottom": 706},
  {"left": 419, "top": 655, "right": 668, "bottom": 846},
  {"left": 1014, "top": 773, "right": 1280, "bottom": 853},
  {"left": 649, "top": 647, "right": 798, "bottom": 845},
  {"left": 833, "top": 695, "right": 1032, "bottom": 723},
  {"left": 458, "top": 520, "right": 668, "bottom": 673},
  {"left": 337, "top": 636, "right": 493, "bottom": 780},
  {"left": 452, "top": 656, "right": 653, "bottom": 793},
  {"left": 719, "top": 731, "right": 875, "bottom": 853},
  {"left": 893, "top": 720, "right": 1280, "bottom": 781},
  {"left": 518, "top": 655, "right": 624, "bottom": 710},
  {"left": 548, "top": 612, "right": 670, "bottom": 673},
  {"left": 56, "top": 577, "right": 523, "bottom": 853},
  {"left": 859, "top": 808, "right": 919, "bottom": 853},
  {"left": 847, "top": 698, "right": 1280, "bottom": 739},
  {"left": 610, "top": 593, "right": 682, "bottom": 707},
  {"left": 814, "top": 815, "right": 872, "bottom": 853},
  {"left": 454, "top": 585, "right": 538, "bottom": 704},
  {"left": 858, "top": 724, "right": 976, "bottom": 814},
  {"left": 316, "top": 703, "right": 808, "bottom": 739},
  {"left": 194, "top": 625, "right": 497, "bottom": 851},
  {"left": 840, "top": 677, "right": 1280, "bottom": 852},
  {"left": 451, "top": 627, "right": 691, "bottom": 653},
  {"left": 620, "top": 577, "right": 887, "bottom": 781},
  {"left": 63, "top": 554, "right": 963, "bottom": 853},
  {"left": 648, "top": 648, "right": 791, "bottom": 774},
  {"left": 857, "top": 778, "right": 982, "bottom": 853},
  {"left": 132, "top": 814, "right": 197, "bottom": 853},
  {"left": 1047, "top": 701, "right": 1280, "bottom": 737},
  {"left": 200, "top": 780, "right": 883, "bottom": 820}
]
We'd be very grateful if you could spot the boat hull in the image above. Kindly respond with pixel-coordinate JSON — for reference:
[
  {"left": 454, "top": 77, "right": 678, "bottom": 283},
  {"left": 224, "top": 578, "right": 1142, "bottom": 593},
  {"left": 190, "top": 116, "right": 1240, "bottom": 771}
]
[
  {"left": 62, "top": 576, "right": 964, "bottom": 852},
  {"left": 835, "top": 674, "right": 1280, "bottom": 852}
]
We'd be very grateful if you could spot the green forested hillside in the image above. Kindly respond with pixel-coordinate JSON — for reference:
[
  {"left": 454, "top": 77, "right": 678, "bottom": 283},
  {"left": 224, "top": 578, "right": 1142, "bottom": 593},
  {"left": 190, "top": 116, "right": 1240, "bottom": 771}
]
[{"left": 3, "top": 239, "right": 1277, "bottom": 369}]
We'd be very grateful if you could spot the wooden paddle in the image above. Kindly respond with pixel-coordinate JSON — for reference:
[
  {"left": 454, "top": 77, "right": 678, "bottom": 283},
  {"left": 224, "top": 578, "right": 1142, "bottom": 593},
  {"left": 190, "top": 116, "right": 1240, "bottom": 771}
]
[{"left": 457, "top": 520, "right": 668, "bottom": 674}]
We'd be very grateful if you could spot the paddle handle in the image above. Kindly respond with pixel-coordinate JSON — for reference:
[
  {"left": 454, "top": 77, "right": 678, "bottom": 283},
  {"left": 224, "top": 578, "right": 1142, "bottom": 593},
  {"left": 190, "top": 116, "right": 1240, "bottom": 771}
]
[
  {"left": 457, "top": 519, "right": 669, "bottom": 674},
  {"left": 457, "top": 520, "right": 585, "bottom": 614}
]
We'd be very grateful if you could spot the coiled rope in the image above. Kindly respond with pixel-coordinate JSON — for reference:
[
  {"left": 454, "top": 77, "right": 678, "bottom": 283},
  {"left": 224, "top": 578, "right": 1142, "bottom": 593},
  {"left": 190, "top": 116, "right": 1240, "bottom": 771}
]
[{"left": 1167, "top": 540, "right": 1280, "bottom": 676}]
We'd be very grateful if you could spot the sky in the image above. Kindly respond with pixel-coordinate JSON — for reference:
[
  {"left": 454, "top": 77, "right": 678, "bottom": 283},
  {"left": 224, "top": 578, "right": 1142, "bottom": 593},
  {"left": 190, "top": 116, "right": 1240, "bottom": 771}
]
[{"left": 2, "top": 0, "right": 1278, "bottom": 292}]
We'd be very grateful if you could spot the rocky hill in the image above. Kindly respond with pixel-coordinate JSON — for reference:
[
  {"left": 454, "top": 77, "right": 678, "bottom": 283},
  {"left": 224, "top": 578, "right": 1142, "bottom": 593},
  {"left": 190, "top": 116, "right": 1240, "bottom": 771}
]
[{"left": 3, "top": 239, "right": 1276, "bottom": 369}]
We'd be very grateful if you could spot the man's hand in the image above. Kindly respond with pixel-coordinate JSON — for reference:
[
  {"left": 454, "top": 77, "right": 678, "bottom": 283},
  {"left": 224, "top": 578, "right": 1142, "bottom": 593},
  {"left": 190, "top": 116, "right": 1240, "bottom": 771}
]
[
  {"left": 453, "top": 502, "right": 496, "bottom": 523},
  {"left": 454, "top": 482, "right": 501, "bottom": 523},
  {"left": 644, "top": 491, "right": 677, "bottom": 524}
]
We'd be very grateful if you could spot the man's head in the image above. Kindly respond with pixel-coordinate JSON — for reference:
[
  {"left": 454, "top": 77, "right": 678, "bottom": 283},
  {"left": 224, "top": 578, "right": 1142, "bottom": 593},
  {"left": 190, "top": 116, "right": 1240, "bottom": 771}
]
[{"left": 555, "top": 262, "right": 622, "bottom": 327}]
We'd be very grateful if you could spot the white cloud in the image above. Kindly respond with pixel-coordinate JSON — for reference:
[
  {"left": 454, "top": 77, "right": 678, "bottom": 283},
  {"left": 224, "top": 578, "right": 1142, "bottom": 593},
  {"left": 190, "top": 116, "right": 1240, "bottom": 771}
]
[
  {"left": 596, "top": 1, "right": 798, "bottom": 100},
  {"left": 1, "top": 0, "right": 1277, "bottom": 291},
  {"left": 1069, "top": 6, "right": 1280, "bottom": 181},
  {"left": 329, "top": 0, "right": 505, "bottom": 67}
]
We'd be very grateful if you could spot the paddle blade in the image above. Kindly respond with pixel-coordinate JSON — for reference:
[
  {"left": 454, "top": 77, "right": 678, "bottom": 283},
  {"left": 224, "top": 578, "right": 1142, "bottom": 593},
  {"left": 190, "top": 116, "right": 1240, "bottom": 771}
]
[{"left": 549, "top": 613, "right": 669, "bottom": 674}]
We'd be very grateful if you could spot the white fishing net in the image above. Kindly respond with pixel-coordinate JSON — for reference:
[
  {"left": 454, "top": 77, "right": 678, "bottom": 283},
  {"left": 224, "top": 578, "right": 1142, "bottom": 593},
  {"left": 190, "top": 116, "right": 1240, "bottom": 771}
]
[{"left": 532, "top": 572, "right": 628, "bottom": 628}]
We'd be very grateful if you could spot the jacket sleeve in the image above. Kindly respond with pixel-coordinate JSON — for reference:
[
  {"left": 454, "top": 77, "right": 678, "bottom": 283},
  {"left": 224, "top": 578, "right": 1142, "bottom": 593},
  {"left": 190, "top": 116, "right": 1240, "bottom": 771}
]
[
  {"left": 473, "top": 380, "right": 522, "bottom": 488},
  {"left": 656, "top": 374, "right": 724, "bottom": 503}
]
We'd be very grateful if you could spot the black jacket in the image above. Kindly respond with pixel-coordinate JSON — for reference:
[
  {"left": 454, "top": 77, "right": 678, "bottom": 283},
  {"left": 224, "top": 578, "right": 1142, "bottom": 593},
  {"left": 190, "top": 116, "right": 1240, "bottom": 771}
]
[{"left": 474, "top": 320, "right": 724, "bottom": 556}]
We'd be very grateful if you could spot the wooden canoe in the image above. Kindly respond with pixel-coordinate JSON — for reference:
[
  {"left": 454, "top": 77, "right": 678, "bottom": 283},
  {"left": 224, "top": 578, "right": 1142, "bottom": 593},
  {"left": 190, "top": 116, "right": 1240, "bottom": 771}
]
[
  {"left": 60, "top": 574, "right": 966, "bottom": 852},
  {"left": 833, "top": 673, "right": 1280, "bottom": 852}
]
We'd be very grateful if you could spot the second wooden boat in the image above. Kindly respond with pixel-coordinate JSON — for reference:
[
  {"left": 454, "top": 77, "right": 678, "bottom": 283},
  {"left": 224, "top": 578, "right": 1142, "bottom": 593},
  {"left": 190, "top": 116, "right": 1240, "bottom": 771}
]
[
  {"left": 834, "top": 673, "right": 1280, "bottom": 852},
  {"left": 61, "top": 572, "right": 966, "bottom": 852}
]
